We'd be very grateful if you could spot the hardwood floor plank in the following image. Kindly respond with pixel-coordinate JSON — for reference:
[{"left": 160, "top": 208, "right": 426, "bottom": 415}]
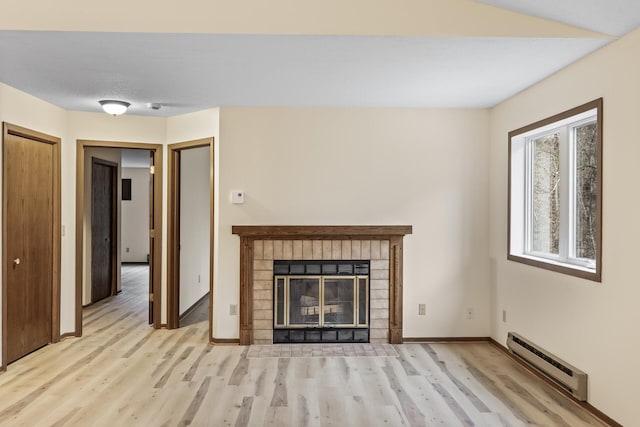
[
  {"left": 154, "top": 346, "right": 195, "bottom": 388},
  {"left": 463, "top": 358, "right": 537, "bottom": 425},
  {"left": 235, "top": 396, "right": 254, "bottom": 427},
  {"left": 0, "top": 265, "right": 613, "bottom": 427},
  {"left": 229, "top": 354, "right": 250, "bottom": 386},
  {"left": 121, "top": 329, "right": 154, "bottom": 358},
  {"left": 183, "top": 344, "right": 213, "bottom": 382},
  {"left": 382, "top": 360, "right": 426, "bottom": 427},
  {"left": 431, "top": 382, "right": 475, "bottom": 426},
  {"left": 49, "top": 407, "right": 81, "bottom": 427},
  {"left": 177, "top": 376, "right": 212, "bottom": 426},
  {"left": 421, "top": 343, "right": 491, "bottom": 413},
  {"left": 296, "top": 394, "right": 310, "bottom": 427},
  {"left": 270, "top": 358, "right": 290, "bottom": 407}
]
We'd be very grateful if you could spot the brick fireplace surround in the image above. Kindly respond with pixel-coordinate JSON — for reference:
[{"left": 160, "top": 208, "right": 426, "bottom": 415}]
[{"left": 232, "top": 226, "right": 412, "bottom": 345}]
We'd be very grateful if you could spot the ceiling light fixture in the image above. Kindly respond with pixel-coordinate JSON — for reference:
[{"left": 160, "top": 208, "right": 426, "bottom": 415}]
[{"left": 99, "top": 100, "right": 130, "bottom": 116}]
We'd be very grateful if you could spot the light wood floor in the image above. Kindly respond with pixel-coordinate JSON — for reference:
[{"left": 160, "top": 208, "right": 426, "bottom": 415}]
[{"left": 0, "top": 265, "right": 608, "bottom": 426}]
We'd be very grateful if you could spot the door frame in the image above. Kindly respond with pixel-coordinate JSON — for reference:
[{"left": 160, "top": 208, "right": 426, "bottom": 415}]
[
  {"left": 167, "top": 137, "right": 214, "bottom": 339},
  {"left": 2, "top": 123, "right": 61, "bottom": 370},
  {"left": 90, "top": 157, "right": 118, "bottom": 303},
  {"left": 76, "top": 140, "right": 163, "bottom": 335}
]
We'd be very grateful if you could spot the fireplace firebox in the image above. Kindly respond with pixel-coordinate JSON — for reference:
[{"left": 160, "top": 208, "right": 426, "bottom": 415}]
[{"left": 273, "top": 260, "right": 369, "bottom": 343}]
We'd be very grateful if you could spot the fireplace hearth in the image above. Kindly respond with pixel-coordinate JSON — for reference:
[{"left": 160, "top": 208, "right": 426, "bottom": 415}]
[{"left": 273, "top": 260, "right": 369, "bottom": 343}]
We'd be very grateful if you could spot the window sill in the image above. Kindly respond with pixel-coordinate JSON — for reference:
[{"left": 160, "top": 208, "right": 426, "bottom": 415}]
[{"left": 508, "top": 253, "right": 600, "bottom": 282}]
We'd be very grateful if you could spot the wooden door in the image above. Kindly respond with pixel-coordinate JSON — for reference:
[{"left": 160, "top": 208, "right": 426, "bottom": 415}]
[
  {"left": 148, "top": 151, "right": 155, "bottom": 324},
  {"left": 91, "top": 158, "right": 117, "bottom": 303},
  {"left": 4, "top": 128, "right": 54, "bottom": 363}
]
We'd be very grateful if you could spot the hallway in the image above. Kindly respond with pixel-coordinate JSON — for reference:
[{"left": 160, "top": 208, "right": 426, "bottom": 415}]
[{"left": 0, "top": 267, "right": 608, "bottom": 426}]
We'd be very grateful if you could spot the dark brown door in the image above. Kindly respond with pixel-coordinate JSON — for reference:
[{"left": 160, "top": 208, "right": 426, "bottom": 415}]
[
  {"left": 148, "top": 151, "right": 155, "bottom": 324},
  {"left": 91, "top": 158, "right": 117, "bottom": 303},
  {"left": 4, "top": 131, "right": 54, "bottom": 363}
]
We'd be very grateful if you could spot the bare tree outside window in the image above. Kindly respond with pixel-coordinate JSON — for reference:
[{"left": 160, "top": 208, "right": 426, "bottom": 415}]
[
  {"left": 532, "top": 133, "right": 560, "bottom": 254},
  {"left": 575, "top": 123, "right": 597, "bottom": 260}
]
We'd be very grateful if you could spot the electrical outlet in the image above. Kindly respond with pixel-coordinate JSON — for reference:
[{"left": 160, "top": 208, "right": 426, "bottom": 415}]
[
  {"left": 230, "top": 304, "right": 238, "bottom": 316},
  {"left": 198, "top": 274, "right": 201, "bottom": 283},
  {"left": 466, "top": 308, "right": 474, "bottom": 320},
  {"left": 126, "top": 247, "right": 130, "bottom": 253},
  {"left": 418, "top": 304, "right": 426, "bottom": 315},
  {"left": 502, "top": 310, "right": 507, "bottom": 323}
]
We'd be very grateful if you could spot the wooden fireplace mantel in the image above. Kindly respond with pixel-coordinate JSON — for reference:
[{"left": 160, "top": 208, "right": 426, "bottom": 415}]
[{"left": 232, "top": 225, "right": 412, "bottom": 345}]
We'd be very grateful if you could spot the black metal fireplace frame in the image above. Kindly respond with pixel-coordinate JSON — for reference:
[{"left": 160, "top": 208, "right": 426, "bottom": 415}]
[{"left": 273, "top": 260, "right": 370, "bottom": 344}]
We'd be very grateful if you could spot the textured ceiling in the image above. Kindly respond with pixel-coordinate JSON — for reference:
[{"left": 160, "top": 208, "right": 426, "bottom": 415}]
[{"left": 0, "top": 1, "right": 637, "bottom": 117}]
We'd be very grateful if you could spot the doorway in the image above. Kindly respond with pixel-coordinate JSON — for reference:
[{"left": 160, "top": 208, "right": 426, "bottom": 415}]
[
  {"left": 2, "top": 123, "right": 61, "bottom": 367},
  {"left": 91, "top": 157, "right": 118, "bottom": 304},
  {"left": 167, "top": 138, "right": 214, "bottom": 338},
  {"left": 76, "top": 140, "right": 163, "bottom": 335}
]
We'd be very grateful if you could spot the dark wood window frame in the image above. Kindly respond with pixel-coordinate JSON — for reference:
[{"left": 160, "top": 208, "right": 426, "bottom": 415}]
[{"left": 508, "top": 98, "right": 603, "bottom": 282}]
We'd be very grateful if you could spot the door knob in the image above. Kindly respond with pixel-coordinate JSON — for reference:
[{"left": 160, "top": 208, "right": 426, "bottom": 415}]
[{"left": 13, "top": 258, "right": 20, "bottom": 265}]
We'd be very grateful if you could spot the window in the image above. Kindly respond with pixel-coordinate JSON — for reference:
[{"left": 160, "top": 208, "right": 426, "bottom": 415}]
[{"left": 508, "top": 99, "right": 602, "bottom": 281}]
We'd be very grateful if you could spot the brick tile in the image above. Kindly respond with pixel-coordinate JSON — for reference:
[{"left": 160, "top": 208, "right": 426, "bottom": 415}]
[
  {"left": 254, "top": 240, "right": 264, "bottom": 260},
  {"left": 293, "top": 240, "right": 303, "bottom": 259},
  {"left": 263, "top": 240, "right": 274, "bottom": 260},
  {"left": 273, "top": 240, "right": 283, "bottom": 259}
]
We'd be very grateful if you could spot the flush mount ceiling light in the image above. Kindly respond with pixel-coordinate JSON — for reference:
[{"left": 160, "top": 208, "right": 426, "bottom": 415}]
[{"left": 99, "top": 100, "right": 130, "bottom": 116}]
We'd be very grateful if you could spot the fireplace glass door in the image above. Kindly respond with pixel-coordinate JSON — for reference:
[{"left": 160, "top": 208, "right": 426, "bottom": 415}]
[{"left": 274, "top": 276, "right": 368, "bottom": 328}]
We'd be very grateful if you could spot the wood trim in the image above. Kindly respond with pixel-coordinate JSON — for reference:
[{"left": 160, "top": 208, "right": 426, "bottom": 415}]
[
  {"left": 403, "top": 337, "right": 491, "bottom": 343},
  {"left": 239, "top": 236, "right": 254, "bottom": 345},
  {"left": 506, "top": 254, "right": 599, "bottom": 281},
  {"left": 167, "top": 149, "right": 181, "bottom": 329},
  {"left": 389, "top": 236, "right": 403, "bottom": 344},
  {"left": 59, "top": 332, "right": 76, "bottom": 340},
  {"left": 166, "top": 138, "right": 215, "bottom": 333},
  {"left": 209, "top": 141, "right": 215, "bottom": 344},
  {"left": 211, "top": 338, "right": 240, "bottom": 345},
  {"left": 4, "top": 123, "right": 61, "bottom": 145},
  {"left": 76, "top": 140, "right": 163, "bottom": 336},
  {"left": 2, "top": 122, "right": 62, "bottom": 365},
  {"left": 232, "top": 225, "right": 412, "bottom": 239},
  {"left": 507, "top": 98, "right": 603, "bottom": 282},
  {"left": 52, "top": 132, "right": 61, "bottom": 343},
  {"left": 233, "top": 226, "right": 412, "bottom": 345},
  {"left": 489, "top": 339, "right": 622, "bottom": 427}
]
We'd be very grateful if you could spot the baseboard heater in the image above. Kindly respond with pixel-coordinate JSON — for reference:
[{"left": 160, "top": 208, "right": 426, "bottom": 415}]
[{"left": 507, "top": 332, "right": 587, "bottom": 401}]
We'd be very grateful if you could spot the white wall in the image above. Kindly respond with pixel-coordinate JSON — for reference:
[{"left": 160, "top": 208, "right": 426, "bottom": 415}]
[
  {"left": 179, "top": 146, "right": 211, "bottom": 315},
  {"left": 216, "top": 107, "right": 491, "bottom": 339},
  {"left": 489, "top": 28, "right": 640, "bottom": 426},
  {"left": 121, "top": 167, "right": 150, "bottom": 263},
  {"left": 83, "top": 148, "right": 122, "bottom": 305}
]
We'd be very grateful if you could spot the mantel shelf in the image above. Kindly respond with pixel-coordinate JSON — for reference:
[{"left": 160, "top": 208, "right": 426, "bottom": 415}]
[{"left": 232, "top": 225, "right": 412, "bottom": 239}]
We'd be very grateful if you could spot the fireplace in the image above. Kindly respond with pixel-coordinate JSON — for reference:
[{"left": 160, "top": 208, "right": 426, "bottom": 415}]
[
  {"left": 232, "top": 226, "right": 412, "bottom": 345},
  {"left": 273, "top": 260, "right": 370, "bottom": 343}
]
